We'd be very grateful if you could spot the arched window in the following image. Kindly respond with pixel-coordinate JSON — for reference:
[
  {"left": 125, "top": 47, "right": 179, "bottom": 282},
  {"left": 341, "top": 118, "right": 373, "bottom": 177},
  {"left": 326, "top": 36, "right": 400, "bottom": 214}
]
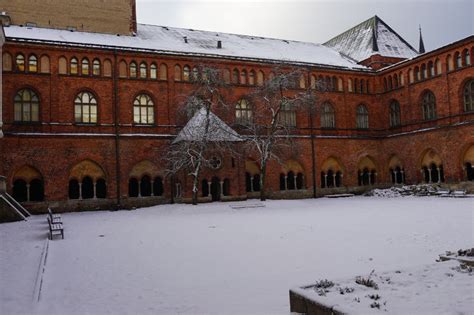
[
  {"left": 435, "top": 59, "right": 442, "bottom": 75},
  {"left": 464, "top": 80, "right": 474, "bottom": 112},
  {"left": 92, "top": 59, "right": 101, "bottom": 76},
  {"left": 428, "top": 61, "right": 434, "bottom": 78},
  {"left": 82, "top": 176, "right": 94, "bottom": 199},
  {"left": 15, "top": 54, "right": 25, "bottom": 71},
  {"left": 356, "top": 105, "right": 369, "bottom": 129},
  {"left": 389, "top": 100, "right": 401, "bottom": 127},
  {"left": 240, "top": 70, "right": 247, "bottom": 85},
  {"left": 153, "top": 177, "right": 164, "bottom": 196},
  {"left": 191, "top": 67, "right": 199, "bottom": 81},
  {"left": 14, "top": 89, "right": 39, "bottom": 122},
  {"left": 299, "top": 75, "right": 306, "bottom": 89},
  {"left": 414, "top": 66, "right": 420, "bottom": 81},
  {"left": 174, "top": 65, "right": 182, "bottom": 81},
  {"left": 249, "top": 70, "right": 256, "bottom": 85},
  {"left": 2, "top": 52, "right": 12, "bottom": 71},
  {"left": 253, "top": 174, "right": 261, "bottom": 192},
  {"left": 103, "top": 59, "right": 112, "bottom": 77},
  {"left": 28, "top": 55, "right": 38, "bottom": 72},
  {"left": 96, "top": 178, "right": 107, "bottom": 198},
  {"left": 257, "top": 70, "right": 264, "bottom": 86},
  {"left": 183, "top": 65, "right": 191, "bottom": 81},
  {"left": 129, "top": 62, "right": 137, "bottom": 78},
  {"left": 463, "top": 49, "right": 471, "bottom": 66},
  {"left": 347, "top": 78, "right": 353, "bottom": 92},
  {"left": 447, "top": 55, "right": 453, "bottom": 71},
  {"left": 70, "top": 57, "right": 78, "bottom": 75},
  {"left": 81, "top": 58, "right": 89, "bottom": 75},
  {"left": 133, "top": 94, "right": 154, "bottom": 124},
  {"left": 128, "top": 178, "right": 139, "bottom": 197},
  {"left": 69, "top": 179, "right": 80, "bottom": 199},
  {"left": 296, "top": 173, "right": 304, "bottom": 190},
  {"left": 74, "top": 91, "right": 98, "bottom": 124},
  {"left": 421, "top": 90, "right": 436, "bottom": 120},
  {"left": 278, "top": 102, "right": 296, "bottom": 127},
  {"left": 150, "top": 63, "right": 157, "bottom": 79},
  {"left": 383, "top": 77, "right": 388, "bottom": 91},
  {"left": 202, "top": 179, "right": 209, "bottom": 197},
  {"left": 333, "top": 77, "right": 338, "bottom": 92},
  {"left": 12, "top": 179, "right": 27, "bottom": 202},
  {"left": 354, "top": 78, "right": 359, "bottom": 93},
  {"left": 421, "top": 64, "right": 427, "bottom": 80},
  {"left": 235, "top": 99, "right": 252, "bottom": 125},
  {"left": 393, "top": 74, "right": 399, "bottom": 88},
  {"left": 310, "top": 75, "right": 316, "bottom": 89},
  {"left": 321, "top": 102, "right": 335, "bottom": 128},
  {"left": 119, "top": 60, "right": 127, "bottom": 78},
  {"left": 223, "top": 178, "right": 230, "bottom": 196},
  {"left": 465, "top": 162, "right": 474, "bottom": 181},
  {"left": 455, "top": 52, "right": 462, "bottom": 69},
  {"left": 140, "top": 176, "right": 152, "bottom": 197},
  {"left": 140, "top": 62, "right": 147, "bottom": 78},
  {"left": 388, "top": 76, "right": 393, "bottom": 90},
  {"left": 232, "top": 69, "right": 239, "bottom": 84},
  {"left": 287, "top": 171, "right": 295, "bottom": 190},
  {"left": 408, "top": 69, "right": 414, "bottom": 83},
  {"left": 159, "top": 64, "right": 168, "bottom": 80},
  {"left": 326, "top": 76, "right": 332, "bottom": 92}
]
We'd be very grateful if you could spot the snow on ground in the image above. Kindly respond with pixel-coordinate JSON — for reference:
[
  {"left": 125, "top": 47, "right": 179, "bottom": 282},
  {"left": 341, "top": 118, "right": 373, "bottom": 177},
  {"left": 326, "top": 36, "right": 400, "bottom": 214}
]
[
  {"left": 293, "top": 260, "right": 472, "bottom": 314},
  {"left": 1, "top": 196, "right": 473, "bottom": 315}
]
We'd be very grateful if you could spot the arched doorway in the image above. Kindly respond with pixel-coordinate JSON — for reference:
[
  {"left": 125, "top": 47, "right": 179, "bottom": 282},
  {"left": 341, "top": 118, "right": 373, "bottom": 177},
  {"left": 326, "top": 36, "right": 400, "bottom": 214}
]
[{"left": 211, "top": 176, "right": 221, "bottom": 201}]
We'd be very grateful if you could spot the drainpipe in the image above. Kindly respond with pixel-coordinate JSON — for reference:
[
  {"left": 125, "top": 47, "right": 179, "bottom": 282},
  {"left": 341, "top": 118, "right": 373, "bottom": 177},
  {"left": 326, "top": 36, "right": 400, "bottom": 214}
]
[
  {"left": 307, "top": 68, "right": 317, "bottom": 198},
  {"left": 0, "top": 24, "right": 5, "bottom": 139},
  {"left": 113, "top": 49, "right": 121, "bottom": 209}
]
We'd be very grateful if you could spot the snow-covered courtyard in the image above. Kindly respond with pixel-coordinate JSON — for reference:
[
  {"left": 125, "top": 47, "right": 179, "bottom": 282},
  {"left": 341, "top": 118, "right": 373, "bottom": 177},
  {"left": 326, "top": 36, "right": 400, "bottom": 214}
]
[{"left": 1, "top": 196, "right": 473, "bottom": 314}]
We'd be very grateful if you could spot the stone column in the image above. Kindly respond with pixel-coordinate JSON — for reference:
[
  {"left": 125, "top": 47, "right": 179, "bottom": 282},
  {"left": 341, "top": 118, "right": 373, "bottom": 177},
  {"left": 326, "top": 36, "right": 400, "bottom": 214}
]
[
  {"left": 220, "top": 181, "right": 224, "bottom": 197},
  {"left": 250, "top": 176, "right": 254, "bottom": 192},
  {"left": 93, "top": 181, "right": 97, "bottom": 199},
  {"left": 374, "top": 172, "right": 377, "bottom": 185},
  {"left": 79, "top": 182, "right": 82, "bottom": 200},
  {"left": 26, "top": 184, "right": 30, "bottom": 202},
  {"left": 332, "top": 174, "right": 336, "bottom": 188},
  {"left": 368, "top": 173, "right": 372, "bottom": 186},
  {"left": 150, "top": 179, "right": 154, "bottom": 196},
  {"left": 401, "top": 170, "right": 405, "bottom": 184},
  {"left": 324, "top": 174, "right": 327, "bottom": 188},
  {"left": 420, "top": 169, "right": 424, "bottom": 183},
  {"left": 284, "top": 176, "right": 288, "bottom": 190},
  {"left": 208, "top": 181, "right": 212, "bottom": 197},
  {"left": 428, "top": 168, "right": 432, "bottom": 183},
  {"left": 138, "top": 181, "right": 141, "bottom": 197},
  {"left": 293, "top": 176, "right": 297, "bottom": 190},
  {"left": 437, "top": 167, "right": 441, "bottom": 183}
]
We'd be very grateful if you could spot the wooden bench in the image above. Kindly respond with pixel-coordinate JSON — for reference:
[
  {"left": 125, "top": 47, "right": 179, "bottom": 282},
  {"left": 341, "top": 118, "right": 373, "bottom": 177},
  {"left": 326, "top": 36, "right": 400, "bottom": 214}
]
[
  {"left": 47, "top": 216, "right": 64, "bottom": 240},
  {"left": 47, "top": 207, "right": 62, "bottom": 224}
]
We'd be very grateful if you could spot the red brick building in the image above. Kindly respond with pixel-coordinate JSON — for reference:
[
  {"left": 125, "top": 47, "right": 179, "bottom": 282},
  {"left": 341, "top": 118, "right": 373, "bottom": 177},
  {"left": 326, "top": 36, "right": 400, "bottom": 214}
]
[{"left": 0, "top": 1, "right": 473, "bottom": 212}]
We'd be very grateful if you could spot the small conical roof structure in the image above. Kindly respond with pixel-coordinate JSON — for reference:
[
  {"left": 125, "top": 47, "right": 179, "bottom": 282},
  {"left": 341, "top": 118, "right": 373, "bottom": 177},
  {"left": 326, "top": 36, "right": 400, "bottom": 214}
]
[
  {"left": 418, "top": 25, "right": 425, "bottom": 54},
  {"left": 173, "top": 107, "right": 241, "bottom": 143}
]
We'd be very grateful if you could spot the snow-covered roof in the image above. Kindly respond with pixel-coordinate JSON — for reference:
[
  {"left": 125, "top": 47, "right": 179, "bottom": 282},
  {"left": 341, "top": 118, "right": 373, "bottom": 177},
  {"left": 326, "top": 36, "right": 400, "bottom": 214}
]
[
  {"left": 173, "top": 108, "right": 241, "bottom": 143},
  {"left": 324, "top": 15, "right": 419, "bottom": 62},
  {"left": 4, "top": 23, "right": 366, "bottom": 70}
]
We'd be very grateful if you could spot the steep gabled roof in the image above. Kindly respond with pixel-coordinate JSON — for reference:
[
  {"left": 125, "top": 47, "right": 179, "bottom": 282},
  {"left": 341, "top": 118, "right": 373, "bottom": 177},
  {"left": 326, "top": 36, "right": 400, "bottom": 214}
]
[
  {"left": 324, "top": 15, "right": 419, "bottom": 62},
  {"left": 173, "top": 108, "right": 241, "bottom": 143}
]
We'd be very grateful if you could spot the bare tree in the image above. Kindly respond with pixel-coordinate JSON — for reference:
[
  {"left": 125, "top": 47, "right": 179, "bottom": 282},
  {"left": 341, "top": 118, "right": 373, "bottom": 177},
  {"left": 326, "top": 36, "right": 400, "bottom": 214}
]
[
  {"left": 241, "top": 68, "right": 320, "bottom": 201},
  {"left": 164, "top": 66, "right": 241, "bottom": 205}
]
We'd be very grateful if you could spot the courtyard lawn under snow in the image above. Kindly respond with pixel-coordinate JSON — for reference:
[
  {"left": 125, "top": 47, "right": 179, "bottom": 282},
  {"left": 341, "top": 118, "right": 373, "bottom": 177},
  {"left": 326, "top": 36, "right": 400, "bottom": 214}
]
[{"left": 1, "top": 196, "right": 473, "bottom": 314}]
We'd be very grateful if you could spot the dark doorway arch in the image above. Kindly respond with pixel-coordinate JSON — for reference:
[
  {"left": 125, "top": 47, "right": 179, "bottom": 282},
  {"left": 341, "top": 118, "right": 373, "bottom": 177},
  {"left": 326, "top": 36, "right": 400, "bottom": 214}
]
[
  {"left": 202, "top": 179, "right": 209, "bottom": 197},
  {"left": 154, "top": 177, "right": 164, "bottom": 196},
  {"left": 82, "top": 176, "right": 94, "bottom": 199},
  {"left": 13, "top": 179, "right": 28, "bottom": 202},
  {"left": 140, "top": 175, "right": 152, "bottom": 197},
  {"left": 211, "top": 177, "right": 221, "bottom": 201},
  {"left": 29, "top": 178, "right": 44, "bottom": 201},
  {"left": 96, "top": 178, "right": 106, "bottom": 198},
  {"left": 128, "top": 178, "right": 139, "bottom": 197}
]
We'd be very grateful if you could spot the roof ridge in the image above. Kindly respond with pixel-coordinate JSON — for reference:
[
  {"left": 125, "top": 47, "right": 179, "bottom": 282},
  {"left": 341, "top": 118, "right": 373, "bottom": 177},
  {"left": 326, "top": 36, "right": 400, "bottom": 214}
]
[{"left": 373, "top": 16, "right": 418, "bottom": 54}]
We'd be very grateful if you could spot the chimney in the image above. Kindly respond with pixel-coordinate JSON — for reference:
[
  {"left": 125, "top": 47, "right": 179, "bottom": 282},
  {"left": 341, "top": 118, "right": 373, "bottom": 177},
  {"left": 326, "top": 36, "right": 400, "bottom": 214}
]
[
  {"left": 183, "top": 36, "right": 188, "bottom": 44},
  {"left": 217, "top": 40, "right": 222, "bottom": 49}
]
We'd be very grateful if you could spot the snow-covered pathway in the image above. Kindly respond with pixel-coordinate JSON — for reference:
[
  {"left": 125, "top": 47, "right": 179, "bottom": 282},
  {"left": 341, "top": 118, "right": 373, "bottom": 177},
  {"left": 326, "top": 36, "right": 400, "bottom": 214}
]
[{"left": 2, "top": 197, "right": 473, "bottom": 314}]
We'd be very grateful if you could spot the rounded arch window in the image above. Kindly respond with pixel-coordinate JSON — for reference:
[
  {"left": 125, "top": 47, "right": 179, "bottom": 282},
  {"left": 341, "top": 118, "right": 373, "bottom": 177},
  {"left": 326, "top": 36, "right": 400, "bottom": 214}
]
[
  {"left": 356, "top": 105, "right": 369, "bottom": 129},
  {"left": 321, "top": 102, "right": 335, "bottom": 128},
  {"left": 389, "top": 100, "right": 401, "bottom": 127},
  {"left": 14, "top": 89, "right": 40, "bottom": 122},
  {"left": 133, "top": 94, "right": 154, "bottom": 124},
  {"left": 463, "top": 79, "right": 474, "bottom": 112},
  {"left": 235, "top": 99, "right": 252, "bottom": 125},
  {"left": 74, "top": 91, "right": 98, "bottom": 124},
  {"left": 421, "top": 90, "right": 436, "bottom": 120},
  {"left": 28, "top": 55, "right": 38, "bottom": 72}
]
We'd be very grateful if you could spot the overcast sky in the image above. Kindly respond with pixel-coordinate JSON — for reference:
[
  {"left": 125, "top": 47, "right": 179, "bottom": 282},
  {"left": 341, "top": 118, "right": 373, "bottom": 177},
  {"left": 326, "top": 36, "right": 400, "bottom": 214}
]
[{"left": 136, "top": 0, "right": 473, "bottom": 52}]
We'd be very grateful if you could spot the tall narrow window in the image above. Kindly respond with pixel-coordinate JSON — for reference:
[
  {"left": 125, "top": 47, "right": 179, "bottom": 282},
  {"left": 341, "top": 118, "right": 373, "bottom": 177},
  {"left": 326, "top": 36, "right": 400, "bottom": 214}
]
[
  {"left": 119, "top": 60, "right": 127, "bottom": 78},
  {"left": 150, "top": 63, "right": 157, "bottom": 79},
  {"left": 129, "top": 62, "right": 137, "bottom": 78},
  {"left": 389, "top": 100, "right": 401, "bottom": 127},
  {"left": 40, "top": 55, "right": 50, "bottom": 73},
  {"left": 14, "top": 89, "right": 39, "bottom": 122},
  {"left": 81, "top": 58, "right": 89, "bottom": 75},
  {"left": 464, "top": 49, "right": 471, "bottom": 66},
  {"left": 421, "top": 90, "right": 436, "bottom": 120},
  {"left": 464, "top": 80, "right": 474, "bottom": 112},
  {"left": 174, "top": 65, "right": 182, "bottom": 81},
  {"left": 58, "top": 56, "right": 67, "bottom": 74},
  {"left": 70, "top": 57, "right": 78, "bottom": 75},
  {"left": 356, "top": 105, "right": 369, "bottom": 129},
  {"left": 133, "top": 94, "right": 154, "bottom": 124},
  {"left": 159, "top": 64, "right": 168, "bottom": 80},
  {"left": 428, "top": 61, "right": 434, "bottom": 77},
  {"left": 232, "top": 69, "right": 239, "bottom": 84},
  {"left": 248, "top": 70, "right": 255, "bottom": 85},
  {"left": 240, "top": 70, "right": 247, "bottom": 85},
  {"left": 92, "top": 59, "right": 101, "bottom": 76},
  {"left": 278, "top": 102, "right": 296, "bottom": 127},
  {"left": 15, "top": 54, "right": 25, "bottom": 71},
  {"left": 183, "top": 65, "right": 190, "bottom": 81},
  {"left": 74, "top": 91, "right": 98, "bottom": 124},
  {"left": 192, "top": 67, "right": 199, "bottom": 81},
  {"left": 140, "top": 62, "right": 147, "bottom": 78},
  {"left": 235, "top": 99, "right": 252, "bottom": 125},
  {"left": 28, "top": 55, "right": 37, "bottom": 72},
  {"left": 421, "top": 64, "right": 427, "bottom": 80},
  {"left": 455, "top": 52, "right": 462, "bottom": 69},
  {"left": 2, "top": 52, "right": 12, "bottom": 71},
  {"left": 320, "top": 103, "right": 335, "bottom": 128},
  {"left": 257, "top": 70, "right": 264, "bottom": 86}
]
